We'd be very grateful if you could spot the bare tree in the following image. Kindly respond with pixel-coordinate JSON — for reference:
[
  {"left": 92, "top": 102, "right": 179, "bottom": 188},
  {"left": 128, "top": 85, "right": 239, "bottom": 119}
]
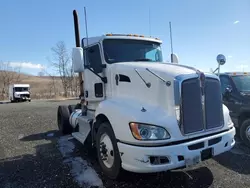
[
  {"left": 50, "top": 41, "right": 74, "bottom": 97},
  {"left": 40, "top": 67, "right": 58, "bottom": 98},
  {"left": 0, "top": 61, "right": 22, "bottom": 100}
]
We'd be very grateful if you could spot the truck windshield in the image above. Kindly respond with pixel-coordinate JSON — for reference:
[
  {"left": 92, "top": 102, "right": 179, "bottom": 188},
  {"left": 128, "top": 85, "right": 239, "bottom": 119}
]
[
  {"left": 103, "top": 39, "right": 163, "bottom": 63},
  {"left": 15, "top": 87, "right": 29, "bottom": 92},
  {"left": 231, "top": 75, "right": 250, "bottom": 92}
]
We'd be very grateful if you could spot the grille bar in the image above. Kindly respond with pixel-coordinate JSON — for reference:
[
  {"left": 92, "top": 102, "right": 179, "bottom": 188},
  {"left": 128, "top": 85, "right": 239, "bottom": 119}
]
[
  {"left": 204, "top": 78, "right": 224, "bottom": 129},
  {"left": 181, "top": 78, "right": 204, "bottom": 134}
]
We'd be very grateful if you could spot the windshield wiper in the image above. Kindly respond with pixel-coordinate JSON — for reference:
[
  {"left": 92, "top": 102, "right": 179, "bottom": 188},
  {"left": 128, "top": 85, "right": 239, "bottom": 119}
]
[
  {"left": 134, "top": 68, "right": 151, "bottom": 88},
  {"left": 146, "top": 68, "right": 171, "bottom": 86},
  {"left": 134, "top": 58, "right": 153, "bottom": 62}
]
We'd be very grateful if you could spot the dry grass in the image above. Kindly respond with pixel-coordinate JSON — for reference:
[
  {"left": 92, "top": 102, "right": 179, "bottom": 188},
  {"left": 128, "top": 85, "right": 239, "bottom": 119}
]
[{"left": 0, "top": 71, "right": 78, "bottom": 100}]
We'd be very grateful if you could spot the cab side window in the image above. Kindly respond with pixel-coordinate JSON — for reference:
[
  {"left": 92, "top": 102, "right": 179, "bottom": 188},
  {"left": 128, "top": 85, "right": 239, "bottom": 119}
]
[
  {"left": 219, "top": 76, "right": 232, "bottom": 93},
  {"left": 86, "top": 44, "right": 102, "bottom": 67}
]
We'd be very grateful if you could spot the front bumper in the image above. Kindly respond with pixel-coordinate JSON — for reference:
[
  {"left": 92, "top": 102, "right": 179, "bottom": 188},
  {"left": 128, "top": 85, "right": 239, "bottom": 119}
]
[
  {"left": 117, "top": 127, "right": 235, "bottom": 173},
  {"left": 16, "top": 96, "right": 30, "bottom": 100}
]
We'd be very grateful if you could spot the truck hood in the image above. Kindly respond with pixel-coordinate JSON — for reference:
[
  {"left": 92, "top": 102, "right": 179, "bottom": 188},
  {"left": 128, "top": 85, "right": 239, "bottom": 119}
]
[
  {"left": 115, "top": 61, "right": 198, "bottom": 77},
  {"left": 110, "top": 61, "right": 217, "bottom": 116}
]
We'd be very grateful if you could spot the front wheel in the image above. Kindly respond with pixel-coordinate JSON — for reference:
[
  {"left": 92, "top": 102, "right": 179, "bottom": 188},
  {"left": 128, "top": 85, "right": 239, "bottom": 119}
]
[
  {"left": 96, "top": 122, "right": 122, "bottom": 179},
  {"left": 240, "top": 119, "right": 250, "bottom": 147}
]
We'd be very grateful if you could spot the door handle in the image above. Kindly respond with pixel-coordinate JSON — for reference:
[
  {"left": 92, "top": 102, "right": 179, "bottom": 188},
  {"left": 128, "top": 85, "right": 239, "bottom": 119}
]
[{"left": 115, "top": 74, "right": 119, "bottom": 85}]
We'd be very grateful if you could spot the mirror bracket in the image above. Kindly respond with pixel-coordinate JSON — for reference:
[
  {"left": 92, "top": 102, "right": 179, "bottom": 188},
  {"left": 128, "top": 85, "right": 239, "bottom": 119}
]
[{"left": 85, "top": 66, "right": 107, "bottom": 84}]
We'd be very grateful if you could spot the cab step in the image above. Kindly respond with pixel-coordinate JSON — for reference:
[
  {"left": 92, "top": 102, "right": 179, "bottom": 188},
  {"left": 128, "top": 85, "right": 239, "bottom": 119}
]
[
  {"left": 72, "top": 132, "right": 89, "bottom": 144},
  {"left": 72, "top": 116, "right": 92, "bottom": 144}
]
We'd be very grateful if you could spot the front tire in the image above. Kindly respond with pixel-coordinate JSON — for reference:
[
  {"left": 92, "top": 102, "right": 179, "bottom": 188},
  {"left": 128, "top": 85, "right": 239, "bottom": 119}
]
[
  {"left": 240, "top": 119, "right": 250, "bottom": 147},
  {"left": 57, "top": 106, "right": 73, "bottom": 135},
  {"left": 96, "top": 122, "right": 122, "bottom": 179}
]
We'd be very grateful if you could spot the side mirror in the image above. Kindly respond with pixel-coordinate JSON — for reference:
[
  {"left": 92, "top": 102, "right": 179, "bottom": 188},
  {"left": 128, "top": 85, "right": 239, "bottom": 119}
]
[
  {"left": 225, "top": 86, "right": 232, "bottom": 93},
  {"left": 216, "top": 54, "right": 226, "bottom": 66},
  {"left": 72, "top": 47, "right": 84, "bottom": 72},
  {"left": 223, "top": 86, "right": 232, "bottom": 99}
]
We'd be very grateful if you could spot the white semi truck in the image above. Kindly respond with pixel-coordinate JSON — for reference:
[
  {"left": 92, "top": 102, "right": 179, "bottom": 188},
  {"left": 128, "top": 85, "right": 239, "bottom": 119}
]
[
  {"left": 9, "top": 84, "right": 31, "bottom": 102},
  {"left": 57, "top": 10, "right": 236, "bottom": 179}
]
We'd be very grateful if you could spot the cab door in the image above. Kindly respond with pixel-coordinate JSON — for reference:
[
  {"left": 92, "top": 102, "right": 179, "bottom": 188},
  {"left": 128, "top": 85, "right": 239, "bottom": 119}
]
[{"left": 83, "top": 43, "right": 105, "bottom": 102}]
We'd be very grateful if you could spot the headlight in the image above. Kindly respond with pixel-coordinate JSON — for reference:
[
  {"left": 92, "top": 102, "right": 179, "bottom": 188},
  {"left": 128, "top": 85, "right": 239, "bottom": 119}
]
[{"left": 129, "top": 122, "right": 171, "bottom": 140}]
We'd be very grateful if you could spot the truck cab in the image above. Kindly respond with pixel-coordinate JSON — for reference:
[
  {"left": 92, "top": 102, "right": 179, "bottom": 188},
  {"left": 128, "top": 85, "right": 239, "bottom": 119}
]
[
  {"left": 9, "top": 84, "right": 31, "bottom": 102},
  {"left": 57, "top": 32, "right": 236, "bottom": 179},
  {"left": 218, "top": 72, "right": 250, "bottom": 146}
]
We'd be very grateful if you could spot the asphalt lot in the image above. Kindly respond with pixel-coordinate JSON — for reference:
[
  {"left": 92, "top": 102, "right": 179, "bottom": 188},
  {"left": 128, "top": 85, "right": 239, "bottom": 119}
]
[{"left": 0, "top": 100, "right": 250, "bottom": 188}]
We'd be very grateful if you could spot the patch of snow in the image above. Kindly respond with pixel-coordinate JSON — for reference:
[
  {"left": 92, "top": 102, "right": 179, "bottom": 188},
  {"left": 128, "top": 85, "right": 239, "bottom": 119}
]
[
  {"left": 57, "top": 136, "right": 75, "bottom": 158},
  {"left": 57, "top": 136, "right": 103, "bottom": 188}
]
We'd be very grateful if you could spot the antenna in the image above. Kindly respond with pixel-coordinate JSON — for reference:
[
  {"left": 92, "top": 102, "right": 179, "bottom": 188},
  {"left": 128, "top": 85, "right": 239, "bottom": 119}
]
[
  {"left": 169, "top": 21, "right": 174, "bottom": 63},
  {"left": 84, "top": 7, "right": 89, "bottom": 47},
  {"left": 149, "top": 8, "right": 151, "bottom": 36}
]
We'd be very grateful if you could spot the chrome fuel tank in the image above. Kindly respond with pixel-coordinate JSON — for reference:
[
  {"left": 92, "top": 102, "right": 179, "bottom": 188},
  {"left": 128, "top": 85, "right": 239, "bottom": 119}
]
[{"left": 69, "top": 109, "right": 82, "bottom": 128}]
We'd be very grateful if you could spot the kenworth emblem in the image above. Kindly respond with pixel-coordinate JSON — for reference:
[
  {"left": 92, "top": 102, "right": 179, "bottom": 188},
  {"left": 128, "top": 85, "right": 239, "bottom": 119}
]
[
  {"left": 196, "top": 70, "right": 206, "bottom": 95},
  {"left": 196, "top": 70, "right": 206, "bottom": 106}
]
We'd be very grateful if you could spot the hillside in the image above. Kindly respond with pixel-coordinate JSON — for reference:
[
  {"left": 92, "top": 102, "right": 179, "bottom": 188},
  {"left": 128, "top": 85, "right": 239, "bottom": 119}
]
[{"left": 0, "top": 71, "right": 79, "bottom": 100}]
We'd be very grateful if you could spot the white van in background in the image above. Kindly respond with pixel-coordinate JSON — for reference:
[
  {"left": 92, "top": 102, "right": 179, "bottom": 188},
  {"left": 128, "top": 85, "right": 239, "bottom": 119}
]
[{"left": 9, "top": 84, "right": 31, "bottom": 102}]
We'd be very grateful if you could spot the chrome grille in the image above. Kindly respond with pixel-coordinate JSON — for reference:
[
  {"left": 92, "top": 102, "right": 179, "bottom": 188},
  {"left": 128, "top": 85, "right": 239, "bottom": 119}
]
[
  {"left": 180, "top": 77, "right": 224, "bottom": 135},
  {"left": 20, "top": 94, "right": 30, "bottom": 97}
]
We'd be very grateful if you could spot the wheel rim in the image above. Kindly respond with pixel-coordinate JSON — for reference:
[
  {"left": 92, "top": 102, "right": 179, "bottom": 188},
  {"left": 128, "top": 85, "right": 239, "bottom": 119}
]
[
  {"left": 246, "top": 125, "right": 250, "bottom": 140},
  {"left": 99, "top": 133, "right": 114, "bottom": 168}
]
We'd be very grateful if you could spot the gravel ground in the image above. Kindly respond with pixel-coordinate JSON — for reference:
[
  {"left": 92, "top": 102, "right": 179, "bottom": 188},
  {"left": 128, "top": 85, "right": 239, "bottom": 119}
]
[{"left": 0, "top": 100, "right": 250, "bottom": 188}]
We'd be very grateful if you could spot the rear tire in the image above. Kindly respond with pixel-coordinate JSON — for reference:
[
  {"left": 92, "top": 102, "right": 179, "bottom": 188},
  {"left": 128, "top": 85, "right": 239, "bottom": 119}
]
[
  {"left": 240, "top": 119, "right": 250, "bottom": 147},
  {"left": 57, "top": 106, "right": 73, "bottom": 135},
  {"left": 96, "top": 122, "right": 122, "bottom": 179}
]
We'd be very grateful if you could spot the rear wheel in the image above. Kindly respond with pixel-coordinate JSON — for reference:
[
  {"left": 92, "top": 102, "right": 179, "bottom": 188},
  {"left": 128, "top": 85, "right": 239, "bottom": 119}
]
[
  {"left": 57, "top": 106, "right": 73, "bottom": 135},
  {"left": 240, "top": 119, "right": 250, "bottom": 147},
  {"left": 96, "top": 122, "right": 122, "bottom": 179}
]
